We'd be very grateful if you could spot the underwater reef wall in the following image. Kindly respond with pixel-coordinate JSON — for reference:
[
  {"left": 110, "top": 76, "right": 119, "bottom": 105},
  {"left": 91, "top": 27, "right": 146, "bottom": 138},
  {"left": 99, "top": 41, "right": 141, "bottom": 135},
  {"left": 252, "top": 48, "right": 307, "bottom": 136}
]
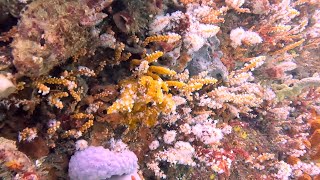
[{"left": 0, "top": 0, "right": 320, "bottom": 179}]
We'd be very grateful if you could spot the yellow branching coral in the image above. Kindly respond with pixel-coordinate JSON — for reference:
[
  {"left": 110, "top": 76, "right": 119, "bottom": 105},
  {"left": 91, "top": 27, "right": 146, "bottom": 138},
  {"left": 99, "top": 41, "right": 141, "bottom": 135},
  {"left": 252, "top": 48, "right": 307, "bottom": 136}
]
[
  {"left": 187, "top": 78, "right": 218, "bottom": 86},
  {"left": 61, "top": 129, "right": 81, "bottom": 139},
  {"left": 47, "top": 121, "right": 61, "bottom": 137},
  {"left": 77, "top": 66, "right": 96, "bottom": 77},
  {"left": 127, "top": 107, "right": 159, "bottom": 127},
  {"left": 69, "top": 89, "right": 81, "bottom": 102},
  {"left": 107, "top": 74, "right": 171, "bottom": 115},
  {"left": 271, "top": 39, "right": 305, "bottom": 55},
  {"left": 142, "top": 33, "right": 181, "bottom": 47},
  {"left": 140, "top": 76, "right": 165, "bottom": 104},
  {"left": 71, "top": 113, "right": 94, "bottom": 120},
  {"left": 183, "top": 78, "right": 218, "bottom": 93},
  {"left": 148, "top": 66, "right": 176, "bottom": 76},
  {"left": 115, "top": 42, "right": 125, "bottom": 61},
  {"left": 38, "top": 77, "right": 69, "bottom": 86},
  {"left": 48, "top": 92, "right": 69, "bottom": 109},
  {"left": 61, "top": 118, "right": 94, "bottom": 138},
  {"left": 182, "top": 83, "right": 204, "bottom": 93},
  {"left": 166, "top": 81, "right": 187, "bottom": 89},
  {"left": 166, "top": 77, "right": 217, "bottom": 94},
  {"left": 108, "top": 34, "right": 217, "bottom": 128},
  {"left": 145, "top": 51, "right": 164, "bottom": 63},
  {"left": 35, "top": 82, "right": 50, "bottom": 95},
  {"left": 107, "top": 74, "right": 175, "bottom": 127},
  {"left": 107, "top": 81, "right": 138, "bottom": 114},
  {"left": 131, "top": 50, "right": 166, "bottom": 79},
  {"left": 268, "top": 25, "right": 292, "bottom": 33},
  {"left": 228, "top": 72, "right": 252, "bottom": 86},
  {"left": 96, "top": 60, "right": 107, "bottom": 74},
  {"left": 146, "top": 71, "right": 161, "bottom": 80},
  {"left": 125, "top": 93, "right": 175, "bottom": 128},
  {"left": 131, "top": 59, "right": 143, "bottom": 66},
  {"left": 121, "top": 52, "right": 132, "bottom": 62},
  {"left": 79, "top": 119, "right": 94, "bottom": 133},
  {"left": 18, "top": 127, "right": 37, "bottom": 142},
  {"left": 108, "top": 74, "right": 216, "bottom": 127},
  {"left": 35, "top": 66, "right": 97, "bottom": 110},
  {"left": 238, "top": 56, "right": 266, "bottom": 73},
  {"left": 35, "top": 76, "right": 78, "bottom": 97}
]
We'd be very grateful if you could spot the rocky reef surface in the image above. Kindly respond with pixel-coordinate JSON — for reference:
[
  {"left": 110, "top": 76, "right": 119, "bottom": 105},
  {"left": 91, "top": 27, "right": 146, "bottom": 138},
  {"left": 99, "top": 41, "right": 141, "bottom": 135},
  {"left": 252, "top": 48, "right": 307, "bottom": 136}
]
[{"left": 0, "top": 0, "right": 320, "bottom": 179}]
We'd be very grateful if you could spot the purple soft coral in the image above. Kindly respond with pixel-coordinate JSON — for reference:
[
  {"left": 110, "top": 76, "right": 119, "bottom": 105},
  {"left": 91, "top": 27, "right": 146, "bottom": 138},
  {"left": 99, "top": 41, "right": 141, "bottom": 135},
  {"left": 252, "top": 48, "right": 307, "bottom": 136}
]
[{"left": 68, "top": 146, "right": 139, "bottom": 180}]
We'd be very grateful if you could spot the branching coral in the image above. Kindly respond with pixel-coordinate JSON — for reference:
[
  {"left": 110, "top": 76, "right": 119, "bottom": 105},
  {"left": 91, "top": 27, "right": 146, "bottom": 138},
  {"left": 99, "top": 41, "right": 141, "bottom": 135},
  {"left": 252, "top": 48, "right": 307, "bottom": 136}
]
[
  {"left": 107, "top": 34, "right": 218, "bottom": 128},
  {"left": 108, "top": 56, "right": 177, "bottom": 127},
  {"left": 197, "top": 56, "right": 266, "bottom": 118},
  {"left": 149, "top": 4, "right": 222, "bottom": 71},
  {"left": 34, "top": 66, "right": 96, "bottom": 109}
]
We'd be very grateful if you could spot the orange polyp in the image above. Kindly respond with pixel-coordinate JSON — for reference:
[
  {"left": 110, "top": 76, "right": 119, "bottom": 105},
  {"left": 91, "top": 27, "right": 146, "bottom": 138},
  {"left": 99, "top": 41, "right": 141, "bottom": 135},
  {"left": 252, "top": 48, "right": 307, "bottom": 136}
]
[
  {"left": 310, "top": 119, "right": 320, "bottom": 130},
  {"left": 310, "top": 129, "right": 320, "bottom": 147},
  {"left": 311, "top": 145, "right": 320, "bottom": 160},
  {"left": 303, "top": 139, "right": 311, "bottom": 149},
  {"left": 4, "top": 161, "right": 23, "bottom": 170},
  {"left": 297, "top": 173, "right": 312, "bottom": 180},
  {"left": 314, "top": 174, "right": 320, "bottom": 180},
  {"left": 286, "top": 155, "right": 300, "bottom": 165}
]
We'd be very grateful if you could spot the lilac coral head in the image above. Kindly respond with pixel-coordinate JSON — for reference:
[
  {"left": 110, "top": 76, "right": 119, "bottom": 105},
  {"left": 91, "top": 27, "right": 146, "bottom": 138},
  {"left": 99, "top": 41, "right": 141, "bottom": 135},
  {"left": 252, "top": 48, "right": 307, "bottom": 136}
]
[{"left": 68, "top": 146, "right": 139, "bottom": 180}]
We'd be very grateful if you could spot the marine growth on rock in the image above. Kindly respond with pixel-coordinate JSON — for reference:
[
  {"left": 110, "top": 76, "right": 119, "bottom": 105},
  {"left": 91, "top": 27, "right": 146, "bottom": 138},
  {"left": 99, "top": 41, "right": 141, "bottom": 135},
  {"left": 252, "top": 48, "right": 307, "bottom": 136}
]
[{"left": 0, "top": 0, "right": 320, "bottom": 179}]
